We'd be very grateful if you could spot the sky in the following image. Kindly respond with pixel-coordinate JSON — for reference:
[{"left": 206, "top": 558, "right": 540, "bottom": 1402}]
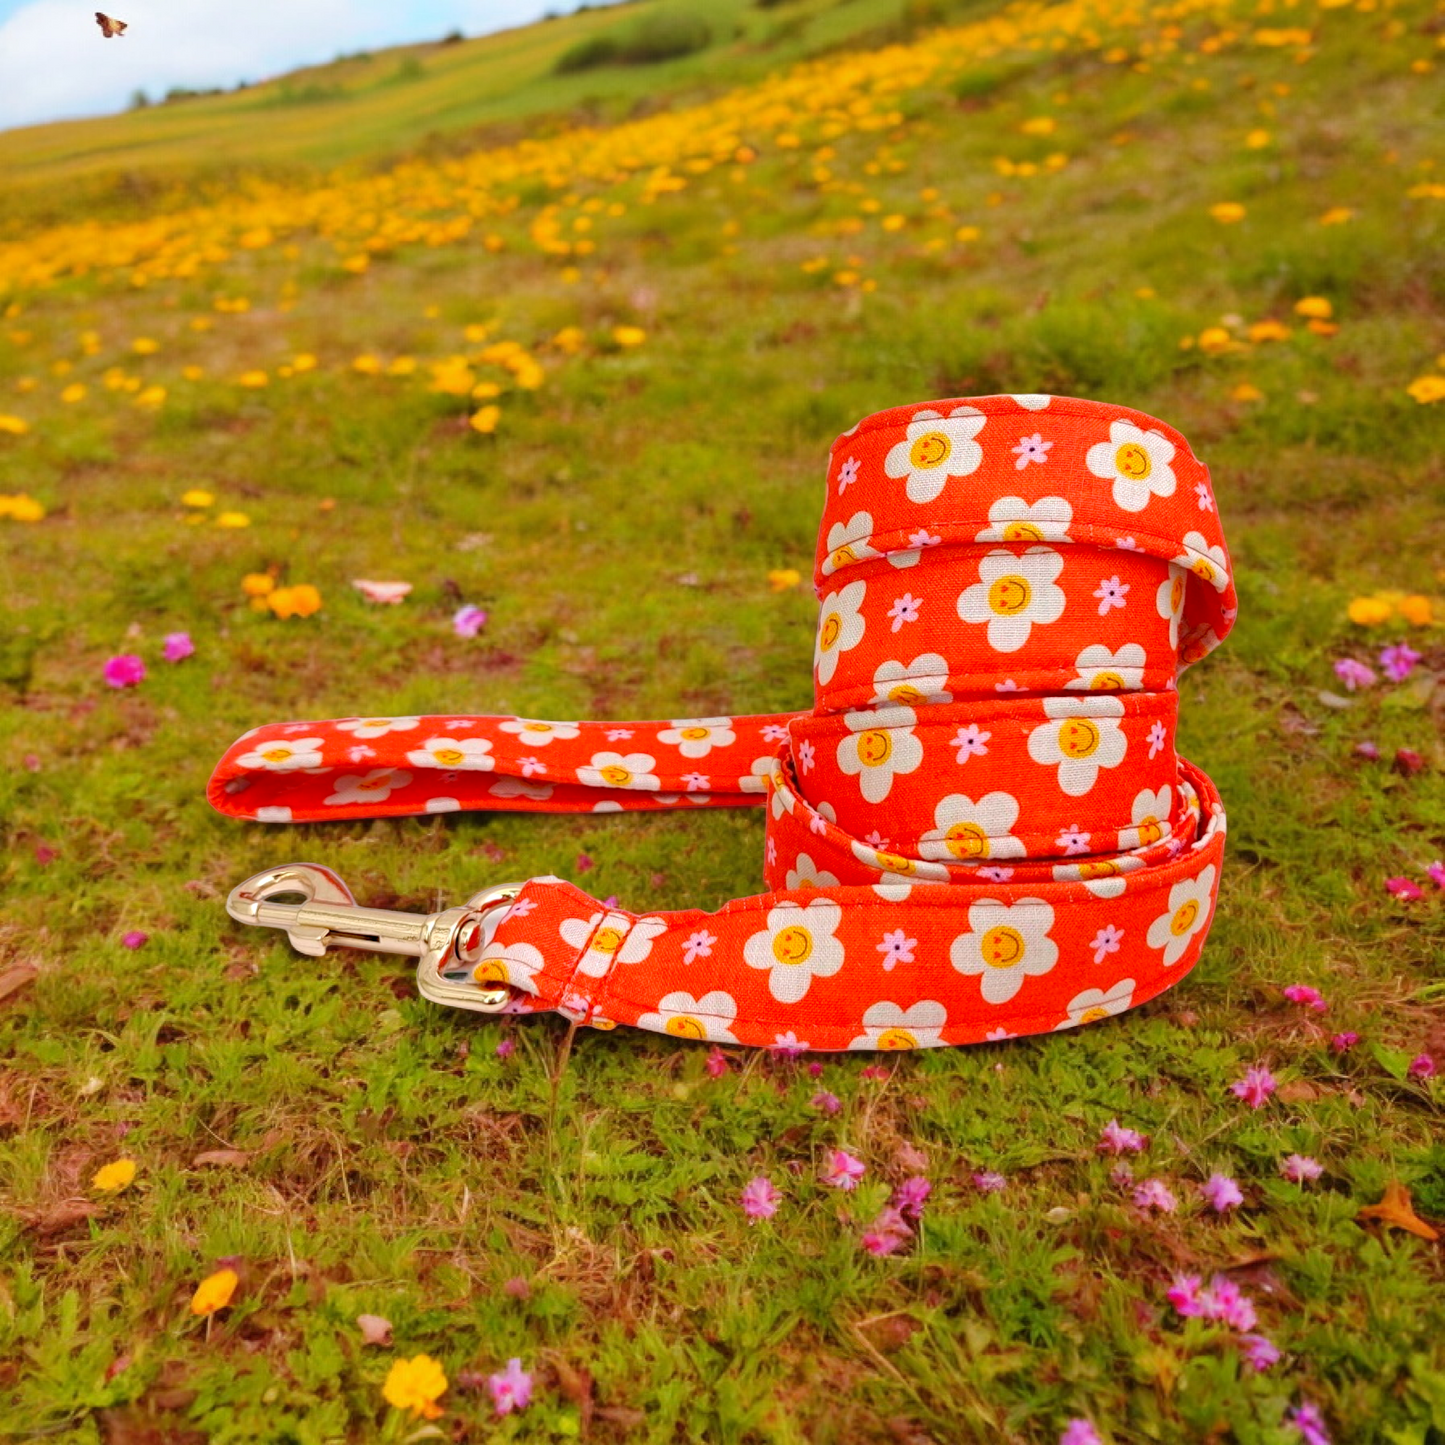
[{"left": 0, "top": 0, "right": 591, "bottom": 131}]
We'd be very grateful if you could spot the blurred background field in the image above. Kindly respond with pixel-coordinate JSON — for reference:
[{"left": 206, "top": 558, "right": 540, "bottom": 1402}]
[{"left": 1, "top": 0, "right": 1443, "bottom": 1440}]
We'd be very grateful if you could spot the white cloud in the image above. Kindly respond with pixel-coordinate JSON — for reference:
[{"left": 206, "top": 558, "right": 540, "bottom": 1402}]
[{"left": 0, "top": 0, "right": 573, "bottom": 131}]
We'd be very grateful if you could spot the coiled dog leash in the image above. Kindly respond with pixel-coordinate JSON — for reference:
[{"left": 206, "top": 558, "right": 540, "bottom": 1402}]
[{"left": 213, "top": 394, "right": 1236, "bottom": 1052}]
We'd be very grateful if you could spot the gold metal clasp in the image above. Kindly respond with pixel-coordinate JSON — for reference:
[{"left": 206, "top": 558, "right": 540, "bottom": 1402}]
[{"left": 225, "top": 863, "right": 528, "bottom": 1014}]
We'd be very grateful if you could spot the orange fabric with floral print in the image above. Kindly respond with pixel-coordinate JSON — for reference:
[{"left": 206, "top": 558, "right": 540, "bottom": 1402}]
[{"left": 209, "top": 394, "right": 1235, "bottom": 1052}]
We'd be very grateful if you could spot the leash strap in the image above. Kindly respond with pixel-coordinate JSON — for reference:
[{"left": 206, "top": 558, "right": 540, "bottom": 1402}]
[{"left": 210, "top": 394, "right": 1236, "bottom": 1052}]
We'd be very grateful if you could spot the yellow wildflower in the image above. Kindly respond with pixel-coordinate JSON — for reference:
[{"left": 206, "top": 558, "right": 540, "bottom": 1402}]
[
  {"left": 1209, "top": 202, "right": 1246, "bottom": 224},
  {"left": 237, "top": 371, "right": 269, "bottom": 389},
  {"left": 182, "top": 489, "right": 215, "bottom": 508},
  {"left": 1021, "top": 116, "right": 1056, "bottom": 135},
  {"left": 61, "top": 383, "right": 87, "bottom": 404},
  {"left": 189, "top": 1267, "right": 239, "bottom": 1317},
  {"left": 955, "top": 225, "right": 981, "bottom": 243},
  {"left": 182, "top": 365, "right": 206, "bottom": 381},
  {"left": 341, "top": 254, "right": 370, "bottom": 274},
  {"left": 292, "top": 354, "right": 318, "bottom": 373},
  {"left": 92, "top": 1158, "right": 137, "bottom": 1192},
  {"left": 241, "top": 573, "right": 275, "bottom": 597},
  {"left": 1398, "top": 595, "right": 1434, "bottom": 626},
  {"left": 612, "top": 326, "right": 646, "bottom": 347},
  {"left": 1306, "top": 318, "right": 1339, "bottom": 337},
  {"left": 428, "top": 359, "right": 475, "bottom": 396},
  {"left": 1347, "top": 597, "right": 1393, "bottom": 626},
  {"left": 551, "top": 326, "right": 585, "bottom": 354},
  {"left": 382, "top": 1355, "right": 447, "bottom": 1420},
  {"left": 1248, "top": 319, "right": 1291, "bottom": 343},
  {"left": 268, "top": 585, "right": 322, "bottom": 619},
  {"left": 1405, "top": 375, "right": 1445, "bottom": 404},
  {"left": 135, "top": 386, "right": 166, "bottom": 408},
  {"left": 216, "top": 511, "right": 251, "bottom": 529},
  {"left": 881, "top": 214, "right": 906, "bottom": 232},
  {"left": 1244, "top": 129, "right": 1271, "bottom": 149},
  {"left": 386, "top": 356, "right": 416, "bottom": 376},
  {"left": 1231, "top": 383, "right": 1264, "bottom": 402},
  {"left": 352, "top": 354, "right": 383, "bottom": 375},
  {"left": 132, "top": 337, "right": 160, "bottom": 355},
  {"left": 463, "top": 323, "right": 492, "bottom": 343},
  {"left": 1294, "top": 296, "right": 1332, "bottom": 319},
  {"left": 1197, "top": 327, "right": 1234, "bottom": 356},
  {"left": 0, "top": 493, "right": 45, "bottom": 522},
  {"left": 768, "top": 569, "right": 801, "bottom": 592},
  {"left": 469, "top": 406, "right": 501, "bottom": 435},
  {"left": 512, "top": 361, "right": 544, "bottom": 390},
  {"left": 471, "top": 381, "right": 501, "bottom": 400},
  {"left": 0, "top": 415, "right": 30, "bottom": 435},
  {"left": 1319, "top": 207, "right": 1355, "bottom": 225}
]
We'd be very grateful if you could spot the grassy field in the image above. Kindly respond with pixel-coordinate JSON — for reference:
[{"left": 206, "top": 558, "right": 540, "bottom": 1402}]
[{"left": 2, "top": 0, "right": 1444, "bottom": 1440}]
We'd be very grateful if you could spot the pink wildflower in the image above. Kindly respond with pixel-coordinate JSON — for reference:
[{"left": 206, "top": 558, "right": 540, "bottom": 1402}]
[
  {"left": 811, "top": 1090, "right": 841, "bottom": 1114},
  {"left": 1332, "top": 658, "right": 1376, "bottom": 690},
  {"left": 1200, "top": 1275, "right": 1257, "bottom": 1331},
  {"left": 1280, "top": 1154, "right": 1323, "bottom": 1183},
  {"left": 824, "top": 1149, "right": 865, "bottom": 1190},
  {"left": 162, "top": 631, "right": 194, "bottom": 662},
  {"left": 972, "top": 1170, "right": 1006, "bottom": 1193},
  {"left": 1428, "top": 860, "right": 1445, "bottom": 889},
  {"left": 1379, "top": 642, "right": 1421, "bottom": 682},
  {"left": 1201, "top": 1172, "right": 1244, "bottom": 1212},
  {"left": 120, "top": 930, "right": 149, "bottom": 949},
  {"left": 1109, "top": 1162, "right": 1134, "bottom": 1188},
  {"left": 1132, "top": 1178, "right": 1178, "bottom": 1213},
  {"left": 487, "top": 1358, "right": 532, "bottom": 1416},
  {"left": 705, "top": 1046, "right": 729, "bottom": 1078},
  {"left": 1354, "top": 740, "right": 1380, "bottom": 761},
  {"left": 1286, "top": 1400, "right": 1332, "bottom": 1445},
  {"left": 1329, "top": 1031, "right": 1358, "bottom": 1053},
  {"left": 1229, "top": 1065, "right": 1278, "bottom": 1108},
  {"left": 1408, "top": 1053, "right": 1436, "bottom": 1079},
  {"left": 452, "top": 604, "right": 487, "bottom": 638},
  {"left": 495, "top": 1037, "right": 515, "bottom": 1059},
  {"left": 1059, "top": 1420, "right": 1103, "bottom": 1445},
  {"left": 741, "top": 1176, "right": 780, "bottom": 1221},
  {"left": 1166, "top": 1275, "right": 1205, "bottom": 1318},
  {"left": 575, "top": 852, "right": 594, "bottom": 873},
  {"left": 861, "top": 1205, "right": 912, "bottom": 1255},
  {"left": 1394, "top": 747, "right": 1425, "bottom": 776},
  {"left": 1385, "top": 876, "right": 1423, "bottom": 901},
  {"left": 1098, "top": 1118, "right": 1147, "bottom": 1154},
  {"left": 1239, "top": 1333, "right": 1281, "bottom": 1371},
  {"left": 103, "top": 654, "right": 145, "bottom": 688},
  {"left": 859, "top": 1065, "right": 891, "bottom": 1080},
  {"left": 892, "top": 1176, "right": 931, "bottom": 1219},
  {"left": 1281, "top": 984, "right": 1327, "bottom": 1012}
]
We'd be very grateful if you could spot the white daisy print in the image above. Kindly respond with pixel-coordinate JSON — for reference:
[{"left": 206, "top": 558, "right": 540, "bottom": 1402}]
[
  {"left": 559, "top": 912, "right": 668, "bottom": 978},
  {"left": 847, "top": 838, "right": 948, "bottom": 883},
  {"left": 637, "top": 990, "right": 739, "bottom": 1043},
  {"left": 974, "top": 495, "right": 1073, "bottom": 544},
  {"left": 835, "top": 705, "right": 924, "bottom": 804},
  {"left": 1011, "top": 433, "right": 1053, "bottom": 469},
  {"left": 742, "top": 898, "right": 846, "bottom": 1004},
  {"left": 786, "top": 853, "right": 841, "bottom": 890},
  {"left": 236, "top": 736, "right": 326, "bottom": 771},
  {"left": 575, "top": 751, "right": 661, "bottom": 791},
  {"left": 334, "top": 716, "right": 420, "bottom": 739},
  {"left": 919, "top": 792, "right": 1026, "bottom": 863},
  {"left": 424, "top": 797, "right": 459, "bottom": 813},
  {"left": 1145, "top": 864, "right": 1215, "bottom": 966},
  {"left": 324, "top": 768, "right": 413, "bottom": 807},
  {"left": 1172, "top": 530, "right": 1230, "bottom": 592},
  {"left": 1027, "top": 697, "right": 1127, "bottom": 796},
  {"left": 1053, "top": 856, "right": 1146, "bottom": 896},
  {"left": 498, "top": 718, "right": 581, "bottom": 747},
  {"left": 657, "top": 717, "right": 737, "bottom": 758},
  {"left": 848, "top": 999, "right": 948, "bottom": 1050},
  {"left": 949, "top": 898, "right": 1059, "bottom": 1004},
  {"left": 1085, "top": 419, "right": 1178, "bottom": 512},
  {"left": 738, "top": 755, "right": 776, "bottom": 794},
  {"left": 814, "top": 579, "right": 867, "bottom": 685},
  {"left": 406, "top": 736, "right": 495, "bottom": 771},
  {"left": 489, "top": 777, "right": 554, "bottom": 802},
  {"left": 442, "top": 939, "right": 545, "bottom": 993},
  {"left": 1056, "top": 979, "right": 1136, "bottom": 1029},
  {"left": 1065, "top": 643, "right": 1147, "bottom": 692},
  {"left": 820, "top": 511, "right": 880, "bottom": 577},
  {"left": 957, "top": 547, "right": 1066, "bottom": 653},
  {"left": 1119, "top": 785, "right": 1173, "bottom": 850},
  {"left": 254, "top": 805, "right": 293, "bottom": 823},
  {"left": 871, "top": 653, "right": 953, "bottom": 706},
  {"left": 883, "top": 405, "right": 986, "bottom": 503},
  {"left": 1010, "top": 394, "right": 1052, "bottom": 410}
]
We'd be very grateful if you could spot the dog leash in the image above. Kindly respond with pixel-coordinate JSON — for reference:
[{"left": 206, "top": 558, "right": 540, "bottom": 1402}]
[{"left": 212, "top": 394, "right": 1236, "bottom": 1052}]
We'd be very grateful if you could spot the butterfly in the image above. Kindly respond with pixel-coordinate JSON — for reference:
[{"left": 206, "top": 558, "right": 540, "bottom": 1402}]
[{"left": 95, "top": 12, "right": 127, "bottom": 37}]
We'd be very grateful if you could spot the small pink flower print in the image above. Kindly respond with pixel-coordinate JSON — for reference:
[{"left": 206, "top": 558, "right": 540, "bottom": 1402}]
[
  {"left": 1195, "top": 480, "right": 1214, "bottom": 512},
  {"left": 452, "top": 604, "right": 487, "bottom": 638},
  {"left": 1385, "top": 876, "right": 1423, "bottom": 900},
  {"left": 995, "top": 678, "right": 1019, "bottom": 692},
  {"left": 1147, "top": 720, "right": 1168, "bottom": 758},
  {"left": 162, "top": 632, "right": 194, "bottom": 662},
  {"left": 876, "top": 930, "right": 916, "bottom": 969},
  {"left": 1230, "top": 1066, "right": 1277, "bottom": 1108},
  {"left": 952, "top": 724, "right": 990, "bottom": 762},
  {"left": 1132, "top": 1178, "right": 1177, "bottom": 1213},
  {"left": 887, "top": 593, "right": 922, "bottom": 631},
  {"left": 1280, "top": 1154, "right": 1323, "bottom": 1183},
  {"left": 502, "top": 897, "right": 537, "bottom": 922},
  {"left": 907, "top": 528, "right": 941, "bottom": 549},
  {"left": 1379, "top": 642, "right": 1421, "bottom": 682},
  {"left": 811, "top": 1091, "right": 841, "bottom": 1115},
  {"left": 1408, "top": 1052, "right": 1436, "bottom": 1079},
  {"left": 1201, "top": 1172, "right": 1243, "bottom": 1212},
  {"left": 1281, "top": 984, "right": 1327, "bottom": 1011},
  {"left": 121, "top": 930, "right": 149, "bottom": 949},
  {"left": 488, "top": 1358, "right": 533, "bottom": 1416},
  {"left": 976, "top": 865, "right": 1014, "bottom": 882},
  {"left": 824, "top": 1150, "right": 865, "bottom": 1190},
  {"left": 1332, "top": 658, "right": 1376, "bottom": 690},
  {"left": 1239, "top": 1333, "right": 1281, "bottom": 1372},
  {"left": 103, "top": 654, "right": 145, "bottom": 688},
  {"left": 519, "top": 757, "right": 547, "bottom": 777},
  {"left": 1329, "top": 1030, "right": 1358, "bottom": 1053},
  {"left": 972, "top": 1170, "right": 1006, "bottom": 1193},
  {"left": 837, "top": 457, "right": 860, "bottom": 493},
  {"left": 1011, "top": 432, "right": 1053, "bottom": 469},
  {"left": 682, "top": 930, "right": 717, "bottom": 963},
  {"left": 681, "top": 771, "right": 709, "bottom": 791},
  {"left": 809, "top": 813, "right": 828, "bottom": 835},
  {"left": 1116, "top": 535, "right": 1140, "bottom": 550},
  {"left": 1057, "top": 824, "right": 1091, "bottom": 855},
  {"left": 1098, "top": 1119, "right": 1147, "bottom": 1155},
  {"left": 1090, "top": 924, "right": 1124, "bottom": 963},
  {"left": 742, "top": 1176, "right": 781, "bottom": 1220},
  {"left": 762, "top": 723, "right": 789, "bottom": 742},
  {"left": 797, "top": 739, "right": 816, "bottom": 773},
  {"left": 772, "top": 1032, "right": 808, "bottom": 1057},
  {"left": 1093, "top": 576, "right": 1130, "bottom": 615},
  {"left": 605, "top": 728, "right": 634, "bottom": 742},
  {"left": 864, "top": 830, "right": 889, "bottom": 848}
]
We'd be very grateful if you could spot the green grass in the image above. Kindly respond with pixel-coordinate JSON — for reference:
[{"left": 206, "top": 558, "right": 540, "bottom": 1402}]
[{"left": 2, "top": 0, "right": 1445, "bottom": 1440}]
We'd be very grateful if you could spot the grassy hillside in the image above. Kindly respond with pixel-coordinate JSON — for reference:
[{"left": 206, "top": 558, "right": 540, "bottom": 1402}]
[{"left": 1, "top": 0, "right": 1444, "bottom": 1440}]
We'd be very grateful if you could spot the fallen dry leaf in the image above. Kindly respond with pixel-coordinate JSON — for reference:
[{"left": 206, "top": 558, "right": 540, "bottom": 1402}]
[
  {"left": 1357, "top": 1181, "right": 1440, "bottom": 1241},
  {"left": 192, "top": 1150, "right": 250, "bottom": 1169},
  {"left": 0, "top": 964, "right": 39, "bottom": 1005},
  {"left": 21, "top": 1200, "right": 101, "bottom": 1234},
  {"left": 356, "top": 1313, "right": 392, "bottom": 1347},
  {"left": 1276, "top": 1080, "right": 1320, "bottom": 1104}
]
